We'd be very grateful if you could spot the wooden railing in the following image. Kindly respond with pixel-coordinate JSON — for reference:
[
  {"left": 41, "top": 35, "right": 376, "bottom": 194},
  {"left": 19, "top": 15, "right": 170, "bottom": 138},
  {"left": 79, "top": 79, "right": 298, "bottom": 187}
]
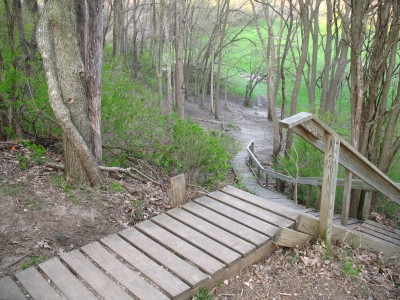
[
  {"left": 246, "top": 141, "right": 375, "bottom": 209},
  {"left": 247, "top": 112, "right": 400, "bottom": 241}
]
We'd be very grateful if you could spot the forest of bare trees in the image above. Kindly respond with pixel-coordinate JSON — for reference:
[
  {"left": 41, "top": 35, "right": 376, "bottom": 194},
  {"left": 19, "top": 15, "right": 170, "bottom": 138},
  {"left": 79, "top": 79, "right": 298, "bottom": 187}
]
[{"left": 0, "top": 0, "right": 399, "bottom": 197}]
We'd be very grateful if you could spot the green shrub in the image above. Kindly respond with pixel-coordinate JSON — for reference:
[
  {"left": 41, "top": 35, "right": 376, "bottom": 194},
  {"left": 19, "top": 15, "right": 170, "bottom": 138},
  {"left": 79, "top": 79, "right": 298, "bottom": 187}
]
[{"left": 101, "top": 58, "right": 236, "bottom": 188}]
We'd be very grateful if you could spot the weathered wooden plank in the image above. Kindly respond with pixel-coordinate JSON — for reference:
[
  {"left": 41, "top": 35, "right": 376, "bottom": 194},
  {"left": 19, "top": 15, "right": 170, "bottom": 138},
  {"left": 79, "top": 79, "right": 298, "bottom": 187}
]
[
  {"left": 274, "top": 227, "right": 315, "bottom": 248},
  {"left": 15, "top": 267, "right": 65, "bottom": 300},
  {"left": 81, "top": 242, "right": 169, "bottom": 300},
  {"left": 319, "top": 134, "right": 340, "bottom": 241},
  {"left": 279, "top": 112, "right": 314, "bottom": 129},
  {"left": 119, "top": 228, "right": 208, "bottom": 287},
  {"left": 295, "top": 214, "right": 400, "bottom": 256},
  {"left": 182, "top": 201, "right": 269, "bottom": 246},
  {"left": 101, "top": 234, "right": 189, "bottom": 298},
  {"left": 221, "top": 185, "right": 300, "bottom": 220},
  {"left": 135, "top": 220, "right": 224, "bottom": 275},
  {"left": 39, "top": 257, "right": 97, "bottom": 300},
  {"left": 356, "top": 226, "right": 400, "bottom": 246},
  {"left": 306, "top": 185, "right": 313, "bottom": 208},
  {"left": 171, "top": 174, "right": 186, "bottom": 208},
  {"left": 364, "top": 220, "right": 400, "bottom": 235},
  {"left": 152, "top": 214, "right": 241, "bottom": 266},
  {"left": 61, "top": 250, "right": 132, "bottom": 300},
  {"left": 361, "top": 191, "right": 373, "bottom": 221},
  {"left": 167, "top": 208, "right": 255, "bottom": 255},
  {"left": 194, "top": 196, "right": 278, "bottom": 237},
  {"left": 0, "top": 276, "right": 27, "bottom": 300},
  {"left": 208, "top": 190, "right": 294, "bottom": 228},
  {"left": 176, "top": 241, "right": 277, "bottom": 300},
  {"left": 341, "top": 170, "right": 352, "bottom": 226}
]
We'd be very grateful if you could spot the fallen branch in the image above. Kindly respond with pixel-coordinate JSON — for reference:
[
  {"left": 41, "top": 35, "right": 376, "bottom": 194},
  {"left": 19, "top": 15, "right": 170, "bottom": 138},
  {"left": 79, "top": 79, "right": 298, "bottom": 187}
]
[{"left": 44, "top": 163, "right": 163, "bottom": 186}]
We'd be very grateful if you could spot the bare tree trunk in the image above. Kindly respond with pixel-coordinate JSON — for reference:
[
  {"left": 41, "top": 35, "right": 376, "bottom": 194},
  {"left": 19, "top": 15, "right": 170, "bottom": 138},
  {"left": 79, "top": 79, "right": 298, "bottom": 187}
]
[
  {"left": 113, "top": 0, "right": 123, "bottom": 57},
  {"left": 213, "top": 0, "right": 229, "bottom": 120},
  {"left": 37, "top": 0, "right": 101, "bottom": 186},
  {"left": 86, "top": 0, "right": 103, "bottom": 164},
  {"left": 284, "top": 0, "right": 310, "bottom": 154},
  {"left": 175, "top": 0, "right": 185, "bottom": 118},
  {"left": 251, "top": 0, "right": 280, "bottom": 157}
]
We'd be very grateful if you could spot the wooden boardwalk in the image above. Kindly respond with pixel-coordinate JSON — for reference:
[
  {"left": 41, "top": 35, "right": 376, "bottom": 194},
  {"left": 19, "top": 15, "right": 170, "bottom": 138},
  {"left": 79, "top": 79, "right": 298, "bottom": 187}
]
[
  {"left": 0, "top": 185, "right": 293, "bottom": 300},
  {"left": 1, "top": 185, "right": 399, "bottom": 300}
]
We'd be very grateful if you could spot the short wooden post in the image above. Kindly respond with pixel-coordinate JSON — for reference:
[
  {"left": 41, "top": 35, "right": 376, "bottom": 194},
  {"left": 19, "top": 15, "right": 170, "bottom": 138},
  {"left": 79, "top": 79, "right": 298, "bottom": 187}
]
[
  {"left": 171, "top": 174, "right": 186, "bottom": 208},
  {"left": 361, "top": 191, "right": 373, "bottom": 221},
  {"left": 249, "top": 142, "right": 254, "bottom": 167},
  {"left": 265, "top": 174, "right": 269, "bottom": 187},
  {"left": 316, "top": 186, "right": 322, "bottom": 210},
  {"left": 341, "top": 170, "right": 352, "bottom": 226},
  {"left": 318, "top": 134, "right": 340, "bottom": 242},
  {"left": 306, "top": 185, "right": 312, "bottom": 208}
]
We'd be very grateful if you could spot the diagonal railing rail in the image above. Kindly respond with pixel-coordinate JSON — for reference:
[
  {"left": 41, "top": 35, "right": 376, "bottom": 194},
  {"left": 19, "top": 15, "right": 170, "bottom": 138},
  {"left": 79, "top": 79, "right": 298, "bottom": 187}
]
[{"left": 280, "top": 112, "right": 400, "bottom": 241}]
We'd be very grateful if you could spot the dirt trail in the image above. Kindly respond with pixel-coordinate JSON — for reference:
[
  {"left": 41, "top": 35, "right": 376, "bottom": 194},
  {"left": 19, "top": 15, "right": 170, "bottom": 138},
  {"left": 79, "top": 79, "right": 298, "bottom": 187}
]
[{"left": 185, "top": 94, "right": 274, "bottom": 163}]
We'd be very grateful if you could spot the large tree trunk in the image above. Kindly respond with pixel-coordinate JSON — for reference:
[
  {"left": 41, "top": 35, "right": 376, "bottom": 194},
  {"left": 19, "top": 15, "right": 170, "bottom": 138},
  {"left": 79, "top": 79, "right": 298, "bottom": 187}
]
[{"left": 37, "top": 0, "right": 101, "bottom": 186}]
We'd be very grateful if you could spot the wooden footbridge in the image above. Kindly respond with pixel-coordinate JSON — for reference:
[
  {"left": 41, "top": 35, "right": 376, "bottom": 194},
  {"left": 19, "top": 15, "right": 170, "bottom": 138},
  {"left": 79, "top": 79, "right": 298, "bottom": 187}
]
[{"left": 1, "top": 113, "right": 399, "bottom": 299}]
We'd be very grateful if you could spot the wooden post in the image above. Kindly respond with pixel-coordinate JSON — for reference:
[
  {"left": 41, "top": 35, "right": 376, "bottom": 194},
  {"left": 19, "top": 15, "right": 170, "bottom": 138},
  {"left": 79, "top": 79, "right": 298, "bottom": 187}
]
[
  {"left": 306, "top": 185, "right": 312, "bottom": 208},
  {"left": 249, "top": 141, "right": 254, "bottom": 167},
  {"left": 341, "top": 170, "right": 352, "bottom": 226},
  {"left": 265, "top": 174, "right": 269, "bottom": 187},
  {"left": 361, "top": 191, "right": 373, "bottom": 221},
  {"left": 318, "top": 134, "right": 340, "bottom": 242},
  {"left": 171, "top": 174, "right": 186, "bottom": 208},
  {"left": 316, "top": 186, "right": 322, "bottom": 210}
]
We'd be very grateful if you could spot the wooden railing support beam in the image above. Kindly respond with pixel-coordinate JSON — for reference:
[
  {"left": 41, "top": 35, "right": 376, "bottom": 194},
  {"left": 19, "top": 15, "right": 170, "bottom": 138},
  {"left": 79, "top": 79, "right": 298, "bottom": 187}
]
[
  {"left": 318, "top": 134, "right": 340, "bottom": 241},
  {"left": 341, "top": 170, "right": 352, "bottom": 226}
]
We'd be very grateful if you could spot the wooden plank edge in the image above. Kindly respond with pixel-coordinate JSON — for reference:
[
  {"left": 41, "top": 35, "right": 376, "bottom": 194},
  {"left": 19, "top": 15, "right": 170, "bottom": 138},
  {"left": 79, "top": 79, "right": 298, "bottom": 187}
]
[
  {"left": 295, "top": 214, "right": 400, "bottom": 256},
  {"left": 175, "top": 241, "right": 278, "bottom": 300},
  {"left": 274, "top": 227, "right": 315, "bottom": 248}
]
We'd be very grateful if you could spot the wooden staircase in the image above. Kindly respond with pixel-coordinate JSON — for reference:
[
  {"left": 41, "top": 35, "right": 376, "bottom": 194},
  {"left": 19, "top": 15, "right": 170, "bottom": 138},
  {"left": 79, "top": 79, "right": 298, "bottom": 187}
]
[{"left": 1, "top": 185, "right": 398, "bottom": 300}]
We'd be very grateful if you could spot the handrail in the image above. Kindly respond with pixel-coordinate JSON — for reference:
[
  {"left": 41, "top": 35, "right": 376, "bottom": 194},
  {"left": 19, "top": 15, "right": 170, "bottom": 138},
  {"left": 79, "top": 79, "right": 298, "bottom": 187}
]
[
  {"left": 247, "top": 140, "right": 378, "bottom": 190},
  {"left": 279, "top": 112, "right": 400, "bottom": 241},
  {"left": 280, "top": 112, "right": 400, "bottom": 204}
]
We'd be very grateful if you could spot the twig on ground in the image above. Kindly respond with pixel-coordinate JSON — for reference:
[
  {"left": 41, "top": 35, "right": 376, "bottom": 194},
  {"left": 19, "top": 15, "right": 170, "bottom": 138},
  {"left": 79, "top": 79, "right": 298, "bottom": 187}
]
[
  {"left": 0, "top": 251, "right": 33, "bottom": 272},
  {"left": 44, "top": 162, "right": 163, "bottom": 186}
]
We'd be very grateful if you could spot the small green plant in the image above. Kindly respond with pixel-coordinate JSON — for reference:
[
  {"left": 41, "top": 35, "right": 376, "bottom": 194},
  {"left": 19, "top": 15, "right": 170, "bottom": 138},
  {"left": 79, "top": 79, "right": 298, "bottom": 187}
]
[
  {"left": 342, "top": 259, "right": 364, "bottom": 276},
  {"left": 194, "top": 288, "right": 213, "bottom": 300},
  {"left": 16, "top": 154, "right": 29, "bottom": 170},
  {"left": 132, "top": 199, "right": 143, "bottom": 219},
  {"left": 110, "top": 181, "right": 125, "bottom": 193},
  {"left": 25, "top": 197, "right": 44, "bottom": 210},
  {"left": 1, "top": 185, "right": 22, "bottom": 196},
  {"left": 20, "top": 256, "right": 46, "bottom": 270}
]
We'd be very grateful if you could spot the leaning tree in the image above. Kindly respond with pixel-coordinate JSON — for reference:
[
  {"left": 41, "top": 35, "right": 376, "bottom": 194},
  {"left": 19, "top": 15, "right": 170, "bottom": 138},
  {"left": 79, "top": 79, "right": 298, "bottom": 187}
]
[{"left": 37, "top": 0, "right": 102, "bottom": 186}]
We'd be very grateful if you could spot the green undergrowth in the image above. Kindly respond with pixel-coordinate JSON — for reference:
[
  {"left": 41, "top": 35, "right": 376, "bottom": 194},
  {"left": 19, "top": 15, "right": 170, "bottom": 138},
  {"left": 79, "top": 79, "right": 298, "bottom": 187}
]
[{"left": 102, "top": 56, "right": 237, "bottom": 188}]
